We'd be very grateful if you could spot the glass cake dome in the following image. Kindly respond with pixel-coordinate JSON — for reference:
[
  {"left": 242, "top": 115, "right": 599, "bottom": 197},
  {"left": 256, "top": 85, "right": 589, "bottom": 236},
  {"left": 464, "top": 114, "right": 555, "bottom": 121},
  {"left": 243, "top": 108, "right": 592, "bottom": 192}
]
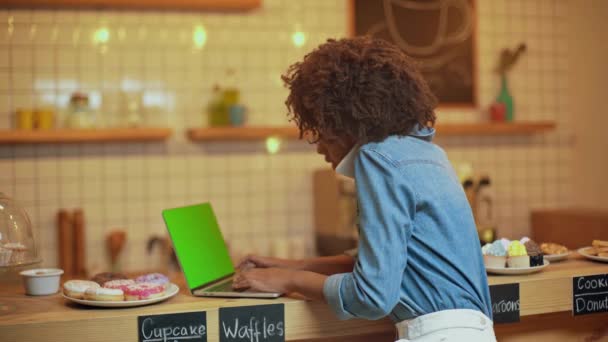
[{"left": 0, "top": 192, "right": 40, "bottom": 268}]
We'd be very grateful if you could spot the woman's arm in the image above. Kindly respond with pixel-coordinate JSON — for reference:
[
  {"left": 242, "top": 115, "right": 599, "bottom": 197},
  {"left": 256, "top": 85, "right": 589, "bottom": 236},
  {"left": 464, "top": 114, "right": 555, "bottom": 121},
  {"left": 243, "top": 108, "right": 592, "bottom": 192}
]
[
  {"left": 233, "top": 267, "right": 328, "bottom": 302},
  {"left": 238, "top": 254, "right": 355, "bottom": 275}
]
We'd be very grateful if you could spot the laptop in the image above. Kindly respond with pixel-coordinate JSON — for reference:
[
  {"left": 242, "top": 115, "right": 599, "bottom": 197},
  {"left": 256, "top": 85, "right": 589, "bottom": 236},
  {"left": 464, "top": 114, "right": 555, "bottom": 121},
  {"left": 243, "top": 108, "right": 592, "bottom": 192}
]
[{"left": 162, "top": 203, "right": 281, "bottom": 298}]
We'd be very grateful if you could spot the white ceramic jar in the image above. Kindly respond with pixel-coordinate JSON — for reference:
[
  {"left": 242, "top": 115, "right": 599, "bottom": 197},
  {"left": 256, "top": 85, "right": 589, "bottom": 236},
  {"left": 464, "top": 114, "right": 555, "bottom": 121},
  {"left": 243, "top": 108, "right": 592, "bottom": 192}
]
[{"left": 20, "top": 268, "right": 64, "bottom": 296}]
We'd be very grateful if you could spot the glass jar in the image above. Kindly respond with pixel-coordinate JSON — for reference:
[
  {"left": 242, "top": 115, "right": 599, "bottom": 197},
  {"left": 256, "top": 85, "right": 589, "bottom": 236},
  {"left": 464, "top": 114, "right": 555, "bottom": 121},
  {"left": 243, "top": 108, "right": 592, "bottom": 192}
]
[{"left": 0, "top": 193, "right": 40, "bottom": 268}]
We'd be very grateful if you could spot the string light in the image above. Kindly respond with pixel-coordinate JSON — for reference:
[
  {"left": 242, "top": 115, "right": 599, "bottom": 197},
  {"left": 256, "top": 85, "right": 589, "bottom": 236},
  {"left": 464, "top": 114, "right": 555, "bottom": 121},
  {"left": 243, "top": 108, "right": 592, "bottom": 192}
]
[
  {"left": 93, "top": 27, "right": 110, "bottom": 44},
  {"left": 193, "top": 25, "right": 207, "bottom": 49},
  {"left": 292, "top": 31, "right": 306, "bottom": 47},
  {"left": 266, "top": 136, "right": 282, "bottom": 154}
]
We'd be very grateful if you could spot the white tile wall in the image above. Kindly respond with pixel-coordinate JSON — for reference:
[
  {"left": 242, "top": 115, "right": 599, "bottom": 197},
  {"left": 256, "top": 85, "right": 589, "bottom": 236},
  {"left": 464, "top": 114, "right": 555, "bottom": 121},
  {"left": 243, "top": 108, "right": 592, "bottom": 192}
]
[{"left": 0, "top": 0, "right": 573, "bottom": 272}]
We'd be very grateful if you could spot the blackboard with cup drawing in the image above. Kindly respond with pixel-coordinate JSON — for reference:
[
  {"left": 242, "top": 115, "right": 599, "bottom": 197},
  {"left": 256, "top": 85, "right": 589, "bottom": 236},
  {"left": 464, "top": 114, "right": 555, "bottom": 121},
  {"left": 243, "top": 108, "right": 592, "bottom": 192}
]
[
  {"left": 350, "top": 0, "right": 478, "bottom": 107},
  {"left": 138, "top": 311, "right": 207, "bottom": 342},
  {"left": 219, "top": 304, "right": 285, "bottom": 342},
  {"left": 573, "top": 274, "right": 608, "bottom": 316}
]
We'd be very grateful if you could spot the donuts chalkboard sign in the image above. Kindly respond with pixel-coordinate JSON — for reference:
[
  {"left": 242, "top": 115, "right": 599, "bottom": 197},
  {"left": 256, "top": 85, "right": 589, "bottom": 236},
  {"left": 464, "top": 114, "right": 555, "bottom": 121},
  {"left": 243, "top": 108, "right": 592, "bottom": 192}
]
[
  {"left": 219, "top": 304, "right": 285, "bottom": 342},
  {"left": 489, "top": 283, "right": 520, "bottom": 324},
  {"left": 573, "top": 274, "right": 608, "bottom": 316},
  {"left": 138, "top": 311, "right": 207, "bottom": 342}
]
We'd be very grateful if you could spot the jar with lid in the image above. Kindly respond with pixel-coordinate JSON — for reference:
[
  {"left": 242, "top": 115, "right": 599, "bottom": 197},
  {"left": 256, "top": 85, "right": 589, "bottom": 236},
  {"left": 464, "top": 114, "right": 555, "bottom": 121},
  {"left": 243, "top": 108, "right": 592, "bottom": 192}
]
[{"left": 65, "top": 92, "right": 96, "bottom": 128}]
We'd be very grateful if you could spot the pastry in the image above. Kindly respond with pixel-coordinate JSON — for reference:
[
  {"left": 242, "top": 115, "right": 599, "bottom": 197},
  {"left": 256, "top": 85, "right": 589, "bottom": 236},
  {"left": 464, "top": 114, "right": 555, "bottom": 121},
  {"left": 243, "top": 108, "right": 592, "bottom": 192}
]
[
  {"left": 91, "top": 272, "right": 128, "bottom": 285},
  {"left": 84, "top": 287, "right": 124, "bottom": 301},
  {"left": 4, "top": 242, "right": 27, "bottom": 264},
  {"left": 0, "top": 247, "right": 12, "bottom": 266},
  {"left": 540, "top": 242, "right": 568, "bottom": 255},
  {"left": 103, "top": 279, "right": 135, "bottom": 292},
  {"left": 63, "top": 280, "right": 100, "bottom": 299},
  {"left": 123, "top": 282, "right": 165, "bottom": 301},
  {"left": 582, "top": 240, "right": 608, "bottom": 256},
  {"left": 507, "top": 240, "right": 529, "bottom": 268},
  {"left": 523, "top": 239, "right": 544, "bottom": 267},
  {"left": 482, "top": 240, "right": 507, "bottom": 268},
  {"left": 135, "top": 273, "right": 170, "bottom": 289}
]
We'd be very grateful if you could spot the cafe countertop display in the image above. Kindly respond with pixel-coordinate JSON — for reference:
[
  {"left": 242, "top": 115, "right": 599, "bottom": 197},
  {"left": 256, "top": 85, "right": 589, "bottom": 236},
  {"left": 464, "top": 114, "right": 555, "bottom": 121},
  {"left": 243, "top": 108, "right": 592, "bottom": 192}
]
[{"left": 1, "top": 256, "right": 607, "bottom": 341}]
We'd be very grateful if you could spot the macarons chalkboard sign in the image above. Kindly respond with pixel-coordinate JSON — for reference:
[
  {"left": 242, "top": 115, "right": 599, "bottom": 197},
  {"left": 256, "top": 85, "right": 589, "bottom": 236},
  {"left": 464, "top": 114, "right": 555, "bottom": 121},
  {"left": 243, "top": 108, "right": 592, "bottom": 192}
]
[
  {"left": 138, "top": 311, "right": 207, "bottom": 342},
  {"left": 573, "top": 274, "right": 608, "bottom": 316},
  {"left": 489, "top": 283, "right": 520, "bottom": 323},
  {"left": 219, "top": 304, "right": 285, "bottom": 342}
]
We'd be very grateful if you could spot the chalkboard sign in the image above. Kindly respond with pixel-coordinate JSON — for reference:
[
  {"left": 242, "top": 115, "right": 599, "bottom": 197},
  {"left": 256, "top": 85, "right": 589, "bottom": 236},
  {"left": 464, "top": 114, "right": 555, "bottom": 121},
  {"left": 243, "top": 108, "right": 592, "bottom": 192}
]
[
  {"left": 138, "top": 311, "right": 207, "bottom": 342},
  {"left": 219, "top": 304, "right": 285, "bottom": 342},
  {"left": 489, "top": 283, "right": 520, "bottom": 324},
  {"left": 352, "top": 0, "right": 477, "bottom": 106},
  {"left": 573, "top": 274, "right": 608, "bottom": 316}
]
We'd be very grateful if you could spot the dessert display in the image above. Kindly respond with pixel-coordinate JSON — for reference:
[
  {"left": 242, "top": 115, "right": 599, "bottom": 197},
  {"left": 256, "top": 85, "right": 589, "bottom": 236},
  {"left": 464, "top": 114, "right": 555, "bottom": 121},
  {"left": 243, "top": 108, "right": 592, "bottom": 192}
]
[
  {"left": 0, "top": 193, "right": 40, "bottom": 267},
  {"left": 135, "top": 273, "right": 170, "bottom": 289},
  {"left": 482, "top": 237, "right": 546, "bottom": 270},
  {"left": 63, "top": 280, "right": 100, "bottom": 299},
  {"left": 540, "top": 242, "right": 568, "bottom": 255},
  {"left": 63, "top": 272, "right": 171, "bottom": 304},
  {"left": 123, "top": 283, "right": 165, "bottom": 300}
]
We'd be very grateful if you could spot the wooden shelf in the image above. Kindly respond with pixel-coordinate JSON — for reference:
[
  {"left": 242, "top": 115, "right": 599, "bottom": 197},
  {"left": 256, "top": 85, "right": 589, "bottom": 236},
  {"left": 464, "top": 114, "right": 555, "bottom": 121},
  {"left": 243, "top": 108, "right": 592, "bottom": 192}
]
[
  {"left": 187, "top": 122, "right": 556, "bottom": 141},
  {"left": 0, "top": 0, "right": 261, "bottom": 11},
  {"left": 187, "top": 126, "right": 301, "bottom": 141},
  {"left": 437, "top": 121, "right": 556, "bottom": 136},
  {"left": 0, "top": 128, "right": 172, "bottom": 144}
]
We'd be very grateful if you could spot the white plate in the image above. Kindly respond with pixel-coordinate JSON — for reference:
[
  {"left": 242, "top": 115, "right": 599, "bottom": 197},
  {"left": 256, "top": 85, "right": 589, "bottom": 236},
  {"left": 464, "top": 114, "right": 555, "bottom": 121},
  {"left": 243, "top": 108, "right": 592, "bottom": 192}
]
[
  {"left": 486, "top": 260, "right": 550, "bottom": 275},
  {"left": 578, "top": 247, "right": 608, "bottom": 263},
  {"left": 544, "top": 252, "right": 571, "bottom": 262},
  {"left": 63, "top": 283, "right": 179, "bottom": 308}
]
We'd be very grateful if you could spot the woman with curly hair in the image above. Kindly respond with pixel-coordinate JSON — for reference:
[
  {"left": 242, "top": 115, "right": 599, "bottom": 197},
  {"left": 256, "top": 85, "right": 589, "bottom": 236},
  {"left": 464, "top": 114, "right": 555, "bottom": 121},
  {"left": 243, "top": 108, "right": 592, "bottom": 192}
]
[{"left": 233, "top": 36, "right": 495, "bottom": 341}]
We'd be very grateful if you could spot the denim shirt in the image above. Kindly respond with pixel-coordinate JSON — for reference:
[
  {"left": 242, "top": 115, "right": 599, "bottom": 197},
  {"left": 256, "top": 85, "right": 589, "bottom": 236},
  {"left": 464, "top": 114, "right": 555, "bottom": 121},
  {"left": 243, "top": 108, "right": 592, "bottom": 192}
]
[{"left": 323, "top": 127, "right": 493, "bottom": 322}]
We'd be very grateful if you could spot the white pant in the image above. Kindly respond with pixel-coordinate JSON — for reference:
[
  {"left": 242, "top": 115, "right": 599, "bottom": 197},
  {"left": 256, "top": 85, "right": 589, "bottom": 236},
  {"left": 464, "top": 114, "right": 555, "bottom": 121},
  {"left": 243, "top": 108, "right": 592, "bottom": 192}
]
[{"left": 395, "top": 309, "right": 496, "bottom": 342}]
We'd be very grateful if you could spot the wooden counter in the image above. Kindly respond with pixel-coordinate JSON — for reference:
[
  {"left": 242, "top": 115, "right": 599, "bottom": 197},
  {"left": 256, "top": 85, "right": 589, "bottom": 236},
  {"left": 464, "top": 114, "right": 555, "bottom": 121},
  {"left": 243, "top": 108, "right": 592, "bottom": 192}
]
[{"left": 1, "top": 256, "right": 606, "bottom": 342}]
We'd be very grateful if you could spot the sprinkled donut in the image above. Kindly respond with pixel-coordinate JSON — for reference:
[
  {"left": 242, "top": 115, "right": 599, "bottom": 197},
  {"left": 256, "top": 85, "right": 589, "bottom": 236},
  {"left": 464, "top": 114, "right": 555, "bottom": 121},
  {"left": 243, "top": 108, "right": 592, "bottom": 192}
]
[
  {"left": 124, "top": 282, "right": 165, "bottom": 301},
  {"left": 103, "top": 279, "right": 135, "bottom": 292},
  {"left": 135, "top": 273, "right": 169, "bottom": 289}
]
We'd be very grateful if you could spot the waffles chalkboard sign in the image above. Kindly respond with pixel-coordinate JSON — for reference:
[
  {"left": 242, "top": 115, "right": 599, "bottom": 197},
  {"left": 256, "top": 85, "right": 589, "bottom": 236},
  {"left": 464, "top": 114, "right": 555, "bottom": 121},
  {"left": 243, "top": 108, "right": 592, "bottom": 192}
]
[
  {"left": 573, "top": 274, "right": 608, "bottom": 316},
  {"left": 138, "top": 311, "right": 207, "bottom": 342},
  {"left": 219, "top": 304, "right": 285, "bottom": 342},
  {"left": 489, "top": 283, "right": 520, "bottom": 323}
]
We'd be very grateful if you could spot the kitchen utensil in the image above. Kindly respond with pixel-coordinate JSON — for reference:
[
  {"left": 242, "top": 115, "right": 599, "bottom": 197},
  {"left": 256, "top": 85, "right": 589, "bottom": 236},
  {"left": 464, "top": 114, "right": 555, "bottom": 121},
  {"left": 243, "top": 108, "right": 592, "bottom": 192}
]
[
  {"left": 73, "top": 209, "right": 86, "bottom": 277},
  {"left": 106, "top": 230, "right": 126, "bottom": 272},
  {"left": 57, "top": 209, "right": 73, "bottom": 276}
]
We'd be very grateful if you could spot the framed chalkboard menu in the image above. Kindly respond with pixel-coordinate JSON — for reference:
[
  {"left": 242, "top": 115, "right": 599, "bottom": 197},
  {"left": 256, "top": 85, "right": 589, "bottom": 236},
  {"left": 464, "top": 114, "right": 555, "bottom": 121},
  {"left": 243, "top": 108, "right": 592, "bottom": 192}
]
[{"left": 351, "top": 0, "right": 477, "bottom": 107}]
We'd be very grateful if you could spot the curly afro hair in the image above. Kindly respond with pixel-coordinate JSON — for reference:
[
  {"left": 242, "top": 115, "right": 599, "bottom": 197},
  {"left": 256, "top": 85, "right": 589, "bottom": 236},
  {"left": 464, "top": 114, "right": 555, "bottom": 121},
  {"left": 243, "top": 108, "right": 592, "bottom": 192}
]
[{"left": 282, "top": 36, "right": 437, "bottom": 144}]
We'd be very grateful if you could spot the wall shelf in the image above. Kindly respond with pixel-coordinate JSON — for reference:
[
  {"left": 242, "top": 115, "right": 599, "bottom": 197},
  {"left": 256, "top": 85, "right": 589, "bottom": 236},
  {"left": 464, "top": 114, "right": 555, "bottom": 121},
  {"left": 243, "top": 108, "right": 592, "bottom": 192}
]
[
  {"left": 0, "top": 0, "right": 261, "bottom": 11},
  {"left": 187, "top": 122, "right": 556, "bottom": 141},
  {"left": 0, "top": 128, "right": 172, "bottom": 144}
]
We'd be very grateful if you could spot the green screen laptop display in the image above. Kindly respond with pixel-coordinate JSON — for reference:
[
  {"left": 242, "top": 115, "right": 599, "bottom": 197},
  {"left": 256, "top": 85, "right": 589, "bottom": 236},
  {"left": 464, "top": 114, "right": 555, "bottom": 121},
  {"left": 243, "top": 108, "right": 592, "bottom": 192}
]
[{"left": 162, "top": 203, "right": 235, "bottom": 290}]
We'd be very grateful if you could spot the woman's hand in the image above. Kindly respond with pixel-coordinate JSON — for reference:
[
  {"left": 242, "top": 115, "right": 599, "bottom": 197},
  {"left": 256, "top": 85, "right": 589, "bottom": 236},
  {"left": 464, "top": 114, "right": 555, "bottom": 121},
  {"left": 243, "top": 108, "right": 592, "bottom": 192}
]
[
  {"left": 237, "top": 255, "right": 303, "bottom": 271},
  {"left": 232, "top": 267, "right": 295, "bottom": 293}
]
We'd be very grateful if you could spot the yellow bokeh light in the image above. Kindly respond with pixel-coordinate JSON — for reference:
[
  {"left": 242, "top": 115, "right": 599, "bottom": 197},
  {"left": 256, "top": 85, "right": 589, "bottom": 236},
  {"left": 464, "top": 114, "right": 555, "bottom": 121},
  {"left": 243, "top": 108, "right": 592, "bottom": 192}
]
[
  {"left": 93, "top": 27, "right": 110, "bottom": 44},
  {"left": 193, "top": 25, "right": 207, "bottom": 49},
  {"left": 292, "top": 31, "right": 306, "bottom": 47},
  {"left": 266, "top": 136, "right": 282, "bottom": 155}
]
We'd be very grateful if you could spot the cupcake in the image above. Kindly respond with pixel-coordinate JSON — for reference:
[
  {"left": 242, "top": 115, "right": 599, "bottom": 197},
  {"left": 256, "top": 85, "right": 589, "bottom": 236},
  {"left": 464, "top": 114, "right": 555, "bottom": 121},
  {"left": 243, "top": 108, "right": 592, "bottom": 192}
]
[
  {"left": 482, "top": 240, "right": 507, "bottom": 268},
  {"left": 4, "top": 242, "right": 27, "bottom": 264},
  {"left": 507, "top": 240, "right": 529, "bottom": 268},
  {"left": 523, "top": 239, "right": 544, "bottom": 267},
  {"left": 0, "top": 246, "right": 12, "bottom": 266}
]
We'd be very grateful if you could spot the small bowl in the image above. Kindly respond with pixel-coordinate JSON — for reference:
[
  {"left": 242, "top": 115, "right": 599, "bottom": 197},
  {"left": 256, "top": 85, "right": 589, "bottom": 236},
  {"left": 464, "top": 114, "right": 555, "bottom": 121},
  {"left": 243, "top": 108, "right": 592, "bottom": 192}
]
[{"left": 20, "top": 268, "right": 64, "bottom": 296}]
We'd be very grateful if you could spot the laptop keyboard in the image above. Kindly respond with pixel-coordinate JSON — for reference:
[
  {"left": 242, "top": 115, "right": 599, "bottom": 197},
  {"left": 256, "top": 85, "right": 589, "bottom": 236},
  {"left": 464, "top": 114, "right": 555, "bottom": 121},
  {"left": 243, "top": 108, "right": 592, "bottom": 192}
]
[{"left": 206, "top": 280, "right": 236, "bottom": 292}]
